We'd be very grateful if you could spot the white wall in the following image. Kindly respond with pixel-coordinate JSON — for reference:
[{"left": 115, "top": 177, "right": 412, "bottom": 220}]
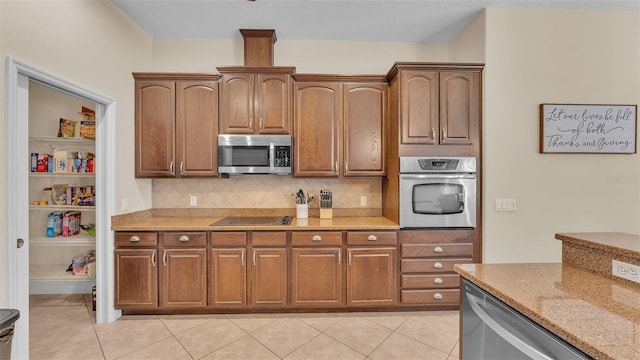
[
  {"left": 482, "top": 8, "right": 640, "bottom": 263},
  {"left": 0, "top": 0, "right": 152, "bottom": 304}
]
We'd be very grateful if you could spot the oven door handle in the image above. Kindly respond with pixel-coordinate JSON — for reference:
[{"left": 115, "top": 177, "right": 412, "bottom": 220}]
[{"left": 400, "top": 174, "right": 476, "bottom": 180}]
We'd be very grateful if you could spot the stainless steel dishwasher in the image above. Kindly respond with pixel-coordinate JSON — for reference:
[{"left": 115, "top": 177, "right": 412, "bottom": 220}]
[{"left": 461, "top": 279, "right": 592, "bottom": 360}]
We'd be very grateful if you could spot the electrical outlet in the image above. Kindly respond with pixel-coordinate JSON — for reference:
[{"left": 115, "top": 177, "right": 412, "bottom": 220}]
[
  {"left": 121, "top": 198, "right": 128, "bottom": 212},
  {"left": 612, "top": 259, "right": 640, "bottom": 284},
  {"left": 495, "top": 199, "right": 517, "bottom": 212},
  {"left": 190, "top": 196, "right": 197, "bottom": 207},
  {"left": 360, "top": 196, "right": 367, "bottom": 206}
]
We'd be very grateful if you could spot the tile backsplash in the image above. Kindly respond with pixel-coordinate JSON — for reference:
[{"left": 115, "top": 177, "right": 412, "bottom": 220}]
[{"left": 152, "top": 176, "right": 382, "bottom": 209}]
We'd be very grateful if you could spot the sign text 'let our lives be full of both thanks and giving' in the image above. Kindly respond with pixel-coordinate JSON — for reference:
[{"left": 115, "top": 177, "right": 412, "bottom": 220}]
[{"left": 540, "top": 104, "right": 636, "bottom": 153}]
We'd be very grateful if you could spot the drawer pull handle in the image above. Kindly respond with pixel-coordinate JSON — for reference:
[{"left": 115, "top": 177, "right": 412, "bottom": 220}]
[
  {"left": 433, "top": 293, "right": 443, "bottom": 300},
  {"left": 367, "top": 235, "right": 378, "bottom": 241},
  {"left": 162, "top": 250, "right": 167, "bottom": 266},
  {"left": 434, "top": 262, "right": 443, "bottom": 269},
  {"left": 241, "top": 249, "right": 245, "bottom": 266},
  {"left": 433, "top": 246, "right": 443, "bottom": 253},
  {"left": 434, "top": 277, "right": 443, "bottom": 284},
  {"left": 312, "top": 235, "right": 322, "bottom": 241},
  {"left": 151, "top": 250, "right": 156, "bottom": 266},
  {"left": 129, "top": 235, "right": 140, "bottom": 242},
  {"left": 338, "top": 250, "right": 342, "bottom": 265},
  {"left": 178, "top": 235, "right": 190, "bottom": 242}
]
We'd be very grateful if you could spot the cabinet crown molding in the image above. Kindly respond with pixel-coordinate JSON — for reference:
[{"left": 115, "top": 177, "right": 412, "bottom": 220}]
[
  {"left": 132, "top": 72, "right": 221, "bottom": 81},
  {"left": 386, "top": 62, "right": 484, "bottom": 82}
]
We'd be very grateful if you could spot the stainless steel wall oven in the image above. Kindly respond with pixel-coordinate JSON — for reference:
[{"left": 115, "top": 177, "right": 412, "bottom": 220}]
[{"left": 399, "top": 157, "right": 476, "bottom": 229}]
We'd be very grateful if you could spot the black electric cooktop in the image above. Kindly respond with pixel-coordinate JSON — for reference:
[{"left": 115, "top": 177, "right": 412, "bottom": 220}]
[{"left": 210, "top": 216, "right": 291, "bottom": 226}]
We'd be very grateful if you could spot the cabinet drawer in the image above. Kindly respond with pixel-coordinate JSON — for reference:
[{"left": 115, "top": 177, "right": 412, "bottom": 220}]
[
  {"left": 401, "top": 289, "right": 460, "bottom": 305},
  {"left": 291, "top": 231, "right": 342, "bottom": 246},
  {"left": 252, "top": 231, "right": 287, "bottom": 246},
  {"left": 401, "top": 274, "right": 460, "bottom": 289},
  {"left": 401, "top": 258, "right": 472, "bottom": 273},
  {"left": 162, "top": 232, "right": 207, "bottom": 247},
  {"left": 211, "top": 232, "right": 247, "bottom": 246},
  {"left": 346, "top": 231, "right": 397, "bottom": 246},
  {"left": 400, "top": 230, "right": 473, "bottom": 244},
  {"left": 115, "top": 232, "right": 158, "bottom": 247},
  {"left": 401, "top": 243, "right": 472, "bottom": 258}
]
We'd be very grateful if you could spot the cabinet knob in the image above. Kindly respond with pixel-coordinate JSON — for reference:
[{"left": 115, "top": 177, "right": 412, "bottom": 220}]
[
  {"left": 434, "top": 277, "right": 443, "bottom": 284},
  {"left": 312, "top": 235, "right": 322, "bottom": 241},
  {"left": 433, "top": 262, "right": 443, "bottom": 269},
  {"left": 367, "top": 235, "right": 378, "bottom": 241},
  {"left": 433, "top": 246, "right": 444, "bottom": 253},
  {"left": 433, "top": 293, "right": 443, "bottom": 300},
  {"left": 178, "top": 235, "right": 190, "bottom": 242},
  {"left": 129, "top": 235, "right": 140, "bottom": 242}
]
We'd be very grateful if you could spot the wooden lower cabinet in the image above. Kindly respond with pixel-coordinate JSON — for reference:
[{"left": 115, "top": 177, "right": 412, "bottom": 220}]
[
  {"left": 346, "top": 247, "right": 397, "bottom": 306},
  {"left": 115, "top": 248, "right": 158, "bottom": 308},
  {"left": 160, "top": 232, "right": 208, "bottom": 308},
  {"left": 399, "top": 230, "right": 473, "bottom": 306},
  {"left": 160, "top": 248, "right": 207, "bottom": 308},
  {"left": 291, "top": 248, "right": 343, "bottom": 307},
  {"left": 251, "top": 248, "right": 287, "bottom": 307},
  {"left": 210, "top": 248, "right": 247, "bottom": 308}
]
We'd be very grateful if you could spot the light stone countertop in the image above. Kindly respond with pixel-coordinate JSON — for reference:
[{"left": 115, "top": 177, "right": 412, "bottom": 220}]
[
  {"left": 455, "top": 262, "right": 640, "bottom": 360},
  {"left": 556, "top": 232, "right": 640, "bottom": 259},
  {"left": 111, "top": 215, "right": 399, "bottom": 231}
]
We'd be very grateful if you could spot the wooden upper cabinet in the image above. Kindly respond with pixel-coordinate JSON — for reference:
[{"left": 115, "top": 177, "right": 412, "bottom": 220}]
[
  {"left": 439, "top": 71, "right": 479, "bottom": 145},
  {"left": 257, "top": 74, "right": 291, "bottom": 133},
  {"left": 135, "top": 80, "right": 176, "bottom": 177},
  {"left": 177, "top": 81, "right": 219, "bottom": 176},
  {"left": 134, "top": 73, "right": 219, "bottom": 178},
  {"left": 388, "top": 63, "right": 482, "bottom": 150},
  {"left": 343, "top": 83, "right": 387, "bottom": 176},
  {"left": 218, "top": 68, "right": 294, "bottom": 134},
  {"left": 293, "top": 82, "right": 341, "bottom": 177},
  {"left": 219, "top": 73, "right": 254, "bottom": 133},
  {"left": 401, "top": 71, "right": 438, "bottom": 145}
]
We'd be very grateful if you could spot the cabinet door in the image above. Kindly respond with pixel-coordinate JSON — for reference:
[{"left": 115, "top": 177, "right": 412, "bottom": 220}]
[
  {"left": 251, "top": 248, "right": 287, "bottom": 307},
  {"left": 439, "top": 72, "right": 479, "bottom": 145},
  {"left": 176, "top": 81, "right": 219, "bottom": 176},
  {"left": 400, "top": 71, "right": 438, "bottom": 145},
  {"left": 346, "top": 247, "right": 397, "bottom": 306},
  {"left": 210, "top": 248, "right": 247, "bottom": 308},
  {"left": 135, "top": 80, "right": 175, "bottom": 177},
  {"left": 115, "top": 249, "right": 158, "bottom": 308},
  {"left": 294, "top": 82, "right": 341, "bottom": 176},
  {"left": 256, "top": 74, "right": 291, "bottom": 134},
  {"left": 291, "top": 248, "right": 343, "bottom": 307},
  {"left": 160, "top": 248, "right": 207, "bottom": 308},
  {"left": 343, "top": 83, "right": 387, "bottom": 176},
  {"left": 220, "top": 74, "right": 254, "bottom": 133}
]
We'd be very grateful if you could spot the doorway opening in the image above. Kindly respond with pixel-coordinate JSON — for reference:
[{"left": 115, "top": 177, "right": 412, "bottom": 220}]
[{"left": 4, "top": 57, "right": 119, "bottom": 360}]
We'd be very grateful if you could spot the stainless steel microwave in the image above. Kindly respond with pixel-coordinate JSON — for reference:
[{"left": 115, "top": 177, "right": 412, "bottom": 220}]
[{"left": 218, "top": 134, "right": 292, "bottom": 175}]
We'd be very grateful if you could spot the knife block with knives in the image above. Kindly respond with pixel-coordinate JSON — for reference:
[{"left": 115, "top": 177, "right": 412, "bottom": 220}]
[{"left": 319, "top": 189, "right": 333, "bottom": 219}]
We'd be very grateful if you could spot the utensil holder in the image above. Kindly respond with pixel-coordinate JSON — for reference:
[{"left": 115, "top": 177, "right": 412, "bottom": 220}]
[{"left": 296, "top": 204, "right": 308, "bottom": 219}]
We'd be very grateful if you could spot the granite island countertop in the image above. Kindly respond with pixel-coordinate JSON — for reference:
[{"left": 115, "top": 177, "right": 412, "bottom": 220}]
[{"left": 456, "top": 232, "right": 640, "bottom": 360}]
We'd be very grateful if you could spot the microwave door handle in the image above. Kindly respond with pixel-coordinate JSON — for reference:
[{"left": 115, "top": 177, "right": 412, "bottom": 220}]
[
  {"left": 269, "top": 142, "right": 275, "bottom": 170},
  {"left": 465, "top": 291, "right": 554, "bottom": 360}
]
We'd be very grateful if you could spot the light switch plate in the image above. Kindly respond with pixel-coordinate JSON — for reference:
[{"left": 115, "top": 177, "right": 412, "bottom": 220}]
[{"left": 495, "top": 199, "right": 517, "bottom": 212}]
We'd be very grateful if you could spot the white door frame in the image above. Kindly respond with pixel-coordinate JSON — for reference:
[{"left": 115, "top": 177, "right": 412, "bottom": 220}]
[{"left": 4, "top": 57, "right": 120, "bottom": 360}]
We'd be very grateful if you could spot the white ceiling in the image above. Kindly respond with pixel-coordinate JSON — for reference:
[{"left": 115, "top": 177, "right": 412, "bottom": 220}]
[{"left": 112, "top": 0, "right": 639, "bottom": 43}]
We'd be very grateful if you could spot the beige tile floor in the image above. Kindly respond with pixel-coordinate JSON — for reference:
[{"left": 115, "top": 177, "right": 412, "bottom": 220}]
[{"left": 29, "top": 294, "right": 460, "bottom": 360}]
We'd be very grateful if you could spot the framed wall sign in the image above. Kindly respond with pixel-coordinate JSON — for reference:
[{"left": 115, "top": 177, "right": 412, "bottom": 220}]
[{"left": 540, "top": 104, "right": 637, "bottom": 154}]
